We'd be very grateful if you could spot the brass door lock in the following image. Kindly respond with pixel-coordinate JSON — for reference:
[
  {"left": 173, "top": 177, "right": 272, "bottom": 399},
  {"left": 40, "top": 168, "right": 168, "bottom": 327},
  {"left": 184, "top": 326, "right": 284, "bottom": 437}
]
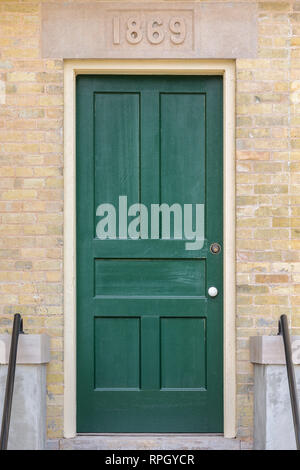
[{"left": 210, "top": 243, "right": 221, "bottom": 254}]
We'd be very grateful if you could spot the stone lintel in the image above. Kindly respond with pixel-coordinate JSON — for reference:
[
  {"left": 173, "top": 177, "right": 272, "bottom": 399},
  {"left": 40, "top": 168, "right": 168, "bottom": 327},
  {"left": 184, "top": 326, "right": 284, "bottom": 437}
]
[{"left": 41, "top": 2, "right": 258, "bottom": 59}]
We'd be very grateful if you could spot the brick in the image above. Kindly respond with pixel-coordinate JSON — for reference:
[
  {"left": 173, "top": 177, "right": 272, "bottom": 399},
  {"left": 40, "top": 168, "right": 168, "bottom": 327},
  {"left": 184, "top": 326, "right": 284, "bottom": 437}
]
[
  {"left": 7, "top": 71, "right": 36, "bottom": 82},
  {"left": 254, "top": 185, "right": 288, "bottom": 194},
  {"left": 16, "top": 83, "right": 44, "bottom": 94},
  {"left": 1, "top": 189, "right": 37, "bottom": 200},
  {"left": 2, "top": 48, "right": 39, "bottom": 59},
  {"left": 237, "top": 151, "right": 270, "bottom": 161},
  {"left": 19, "top": 109, "right": 44, "bottom": 119},
  {"left": 255, "top": 274, "right": 289, "bottom": 283},
  {"left": 39, "top": 95, "right": 63, "bottom": 106},
  {"left": 258, "top": 2, "right": 291, "bottom": 12},
  {"left": 36, "top": 72, "right": 63, "bottom": 83}
]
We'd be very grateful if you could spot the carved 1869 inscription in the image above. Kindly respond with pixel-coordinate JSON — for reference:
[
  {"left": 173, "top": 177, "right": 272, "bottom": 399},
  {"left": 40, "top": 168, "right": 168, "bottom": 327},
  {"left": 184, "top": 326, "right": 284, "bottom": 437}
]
[
  {"left": 112, "top": 16, "right": 187, "bottom": 45},
  {"left": 107, "top": 9, "right": 194, "bottom": 52}
]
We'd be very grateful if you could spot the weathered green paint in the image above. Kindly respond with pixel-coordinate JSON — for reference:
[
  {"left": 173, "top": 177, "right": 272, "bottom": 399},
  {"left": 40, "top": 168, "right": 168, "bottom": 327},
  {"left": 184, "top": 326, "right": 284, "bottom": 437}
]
[{"left": 76, "top": 75, "right": 223, "bottom": 432}]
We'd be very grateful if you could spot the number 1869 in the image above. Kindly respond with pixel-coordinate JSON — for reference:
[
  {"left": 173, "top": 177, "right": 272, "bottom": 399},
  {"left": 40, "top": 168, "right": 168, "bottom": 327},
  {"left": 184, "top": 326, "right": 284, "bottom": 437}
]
[{"left": 113, "top": 16, "right": 187, "bottom": 45}]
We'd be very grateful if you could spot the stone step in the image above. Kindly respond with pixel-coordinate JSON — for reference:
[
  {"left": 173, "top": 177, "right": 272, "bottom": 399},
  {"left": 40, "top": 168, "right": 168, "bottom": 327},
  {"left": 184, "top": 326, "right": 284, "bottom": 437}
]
[{"left": 47, "top": 434, "right": 251, "bottom": 450}]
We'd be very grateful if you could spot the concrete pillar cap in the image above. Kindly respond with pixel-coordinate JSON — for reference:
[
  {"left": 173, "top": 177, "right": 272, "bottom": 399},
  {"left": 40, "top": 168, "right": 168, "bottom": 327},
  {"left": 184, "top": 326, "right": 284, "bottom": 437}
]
[
  {"left": 250, "top": 335, "right": 300, "bottom": 365},
  {"left": 0, "top": 334, "right": 50, "bottom": 364}
]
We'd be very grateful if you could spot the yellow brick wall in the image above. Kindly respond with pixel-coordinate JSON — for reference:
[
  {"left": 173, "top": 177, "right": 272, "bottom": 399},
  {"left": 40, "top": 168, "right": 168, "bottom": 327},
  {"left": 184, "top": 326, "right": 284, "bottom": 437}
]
[
  {"left": 0, "top": 0, "right": 64, "bottom": 438},
  {"left": 0, "top": 0, "right": 299, "bottom": 442},
  {"left": 236, "top": 0, "right": 300, "bottom": 440}
]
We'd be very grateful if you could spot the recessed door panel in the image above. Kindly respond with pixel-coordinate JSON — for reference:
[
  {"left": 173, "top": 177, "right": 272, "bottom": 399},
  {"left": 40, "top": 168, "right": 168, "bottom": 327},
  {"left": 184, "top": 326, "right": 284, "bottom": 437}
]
[{"left": 94, "top": 259, "right": 206, "bottom": 297}]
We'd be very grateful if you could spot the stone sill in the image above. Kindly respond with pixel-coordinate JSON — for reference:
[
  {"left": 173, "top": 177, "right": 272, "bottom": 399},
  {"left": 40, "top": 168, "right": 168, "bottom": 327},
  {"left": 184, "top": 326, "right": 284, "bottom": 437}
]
[
  {"left": 46, "top": 435, "right": 249, "bottom": 450},
  {"left": 0, "top": 334, "right": 50, "bottom": 364},
  {"left": 250, "top": 335, "right": 300, "bottom": 365}
]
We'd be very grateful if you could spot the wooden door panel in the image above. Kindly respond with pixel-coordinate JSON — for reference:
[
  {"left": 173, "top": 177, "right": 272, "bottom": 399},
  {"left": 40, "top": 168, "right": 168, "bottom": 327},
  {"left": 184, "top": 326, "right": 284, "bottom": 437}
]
[
  {"left": 94, "top": 92, "right": 141, "bottom": 221},
  {"left": 160, "top": 93, "right": 205, "bottom": 206},
  {"left": 94, "top": 259, "right": 206, "bottom": 297},
  {"left": 94, "top": 317, "right": 140, "bottom": 390},
  {"left": 160, "top": 317, "right": 207, "bottom": 390}
]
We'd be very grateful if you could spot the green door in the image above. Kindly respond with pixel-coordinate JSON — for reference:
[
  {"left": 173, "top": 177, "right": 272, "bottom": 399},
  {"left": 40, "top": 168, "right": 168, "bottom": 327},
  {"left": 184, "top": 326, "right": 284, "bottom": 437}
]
[{"left": 76, "top": 75, "right": 223, "bottom": 432}]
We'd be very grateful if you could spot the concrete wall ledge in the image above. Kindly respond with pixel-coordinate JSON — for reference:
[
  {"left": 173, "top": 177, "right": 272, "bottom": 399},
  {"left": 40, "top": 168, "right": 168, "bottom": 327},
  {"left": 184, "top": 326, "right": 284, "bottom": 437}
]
[
  {"left": 250, "top": 335, "right": 300, "bottom": 365},
  {"left": 0, "top": 333, "right": 50, "bottom": 364},
  {"left": 0, "top": 333, "right": 50, "bottom": 449},
  {"left": 250, "top": 335, "right": 300, "bottom": 450}
]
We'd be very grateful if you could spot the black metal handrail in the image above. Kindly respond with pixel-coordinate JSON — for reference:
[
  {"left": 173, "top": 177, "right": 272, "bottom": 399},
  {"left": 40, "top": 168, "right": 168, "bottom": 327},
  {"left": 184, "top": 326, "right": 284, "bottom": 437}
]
[
  {"left": 278, "top": 314, "right": 300, "bottom": 450},
  {"left": 0, "top": 314, "right": 24, "bottom": 450}
]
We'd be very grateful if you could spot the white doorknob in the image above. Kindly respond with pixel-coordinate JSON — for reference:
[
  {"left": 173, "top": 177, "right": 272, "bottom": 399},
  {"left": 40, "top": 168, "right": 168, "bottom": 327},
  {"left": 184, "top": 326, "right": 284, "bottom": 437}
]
[{"left": 208, "top": 286, "right": 218, "bottom": 297}]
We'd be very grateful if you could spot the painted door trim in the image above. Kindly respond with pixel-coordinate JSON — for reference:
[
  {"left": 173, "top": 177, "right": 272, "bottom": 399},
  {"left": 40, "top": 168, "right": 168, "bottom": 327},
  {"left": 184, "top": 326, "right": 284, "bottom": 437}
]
[{"left": 63, "top": 59, "right": 236, "bottom": 439}]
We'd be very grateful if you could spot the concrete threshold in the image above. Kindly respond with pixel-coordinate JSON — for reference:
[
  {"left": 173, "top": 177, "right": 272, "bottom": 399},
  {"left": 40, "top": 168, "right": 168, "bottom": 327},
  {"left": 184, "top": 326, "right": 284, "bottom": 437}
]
[{"left": 47, "top": 434, "right": 251, "bottom": 450}]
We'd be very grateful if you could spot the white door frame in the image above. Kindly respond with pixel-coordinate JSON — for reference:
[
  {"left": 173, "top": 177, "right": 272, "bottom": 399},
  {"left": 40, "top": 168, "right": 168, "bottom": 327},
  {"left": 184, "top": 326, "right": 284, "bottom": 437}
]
[{"left": 63, "top": 59, "right": 236, "bottom": 438}]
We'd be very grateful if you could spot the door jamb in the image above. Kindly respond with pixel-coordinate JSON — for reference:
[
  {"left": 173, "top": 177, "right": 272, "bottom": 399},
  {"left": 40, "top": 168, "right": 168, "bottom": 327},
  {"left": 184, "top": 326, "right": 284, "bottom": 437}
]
[{"left": 64, "top": 59, "right": 236, "bottom": 439}]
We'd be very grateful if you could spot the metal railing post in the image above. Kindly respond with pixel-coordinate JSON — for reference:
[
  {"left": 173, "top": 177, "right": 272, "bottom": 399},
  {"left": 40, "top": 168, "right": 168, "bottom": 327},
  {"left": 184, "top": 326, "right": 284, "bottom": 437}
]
[
  {"left": 0, "top": 314, "right": 24, "bottom": 450},
  {"left": 278, "top": 314, "right": 300, "bottom": 450}
]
